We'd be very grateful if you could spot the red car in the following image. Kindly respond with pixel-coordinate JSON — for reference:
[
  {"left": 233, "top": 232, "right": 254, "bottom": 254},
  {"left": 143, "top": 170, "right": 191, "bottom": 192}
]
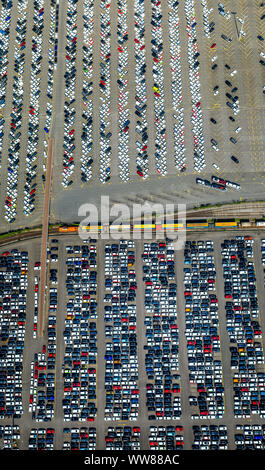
[
  {"left": 133, "top": 427, "right": 140, "bottom": 433},
  {"left": 176, "top": 426, "right": 183, "bottom": 431}
]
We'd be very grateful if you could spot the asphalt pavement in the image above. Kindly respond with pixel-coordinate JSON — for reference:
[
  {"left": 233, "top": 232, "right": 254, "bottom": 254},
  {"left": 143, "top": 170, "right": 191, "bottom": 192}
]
[{"left": 1, "top": 230, "right": 265, "bottom": 449}]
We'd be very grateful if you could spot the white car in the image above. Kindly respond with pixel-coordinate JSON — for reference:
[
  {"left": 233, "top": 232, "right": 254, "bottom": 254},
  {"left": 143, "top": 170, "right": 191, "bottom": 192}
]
[{"left": 212, "top": 163, "right": 220, "bottom": 170}]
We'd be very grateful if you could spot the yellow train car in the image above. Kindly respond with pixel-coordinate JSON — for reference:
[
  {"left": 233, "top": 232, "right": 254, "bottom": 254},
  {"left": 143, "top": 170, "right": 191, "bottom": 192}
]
[
  {"left": 81, "top": 225, "right": 102, "bottom": 231},
  {"left": 215, "top": 221, "right": 237, "bottom": 227},
  {"left": 162, "top": 223, "right": 185, "bottom": 229},
  {"left": 133, "top": 224, "right": 155, "bottom": 230},
  {"left": 186, "top": 222, "right": 209, "bottom": 229}
]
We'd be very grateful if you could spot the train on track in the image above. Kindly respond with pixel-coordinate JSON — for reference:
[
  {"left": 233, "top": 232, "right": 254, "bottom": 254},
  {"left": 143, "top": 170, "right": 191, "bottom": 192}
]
[{"left": 58, "top": 219, "right": 265, "bottom": 233}]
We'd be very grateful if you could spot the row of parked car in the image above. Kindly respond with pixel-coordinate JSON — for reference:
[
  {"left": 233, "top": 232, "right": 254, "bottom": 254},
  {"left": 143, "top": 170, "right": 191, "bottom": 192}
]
[
  {"left": 43, "top": 0, "right": 59, "bottom": 156},
  {"left": 201, "top": 0, "right": 213, "bottom": 38},
  {"left": 28, "top": 428, "right": 55, "bottom": 450},
  {"left": 261, "top": 238, "right": 265, "bottom": 286},
  {"left": 46, "top": 242, "right": 58, "bottom": 372},
  {"left": 29, "top": 243, "right": 57, "bottom": 421},
  {"left": 142, "top": 241, "right": 181, "bottom": 420},
  {"left": 0, "top": 250, "right": 28, "bottom": 419},
  {"left": 0, "top": 425, "right": 20, "bottom": 449},
  {"left": 62, "top": 0, "right": 77, "bottom": 188},
  {"left": 150, "top": 0, "right": 167, "bottom": 176},
  {"left": 29, "top": 349, "right": 55, "bottom": 422},
  {"left": 185, "top": 0, "right": 205, "bottom": 172},
  {"left": 117, "top": 0, "right": 130, "bottom": 182},
  {"left": 192, "top": 425, "right": 228, "bottom": 450},
  {"left": 235, "top": 424, "right": 265, "bottom": 450},
  {"left": 99, "top": 0, "right": 112, "bottom": 184},
  {"left": 168, "top": 0, "right": 186, "bottom": 172},
  {"left": 63, "top": 427, "right": 96, "bottom": 450},
  {"left": 207, "top": 9, "right": 220, "bottom": 164},
  {"left": 80, "top": 0, "right": 94, "bottom": 184},
  {"left": 149, "top": 425, "right": 184, "bottom": 450},
  {"left": 32, "top": 275, "right": 39, "bottom": 338},
  {"left": 0, "top": 1, "right": 12, "bottom": 167},
  {"left": 134, "top": 0, "right": 148, "bottom": 179},
  {"left": 62, "top": 242, "right": 98, "bottom": 422},
  {"left": 221, "top": 236, "right": 265, "bottom": 418},
  {"left": 105, "top": 426, "right": 140, "bottom": 451},
  {"left": 257, "top": 1, "right": 265, "bottom": 78},
  {"left": 104, "top": 241, "right": 138, "bottom": 421},
  {"left": 184, "top": 240, "right": 225, "bottom": 419},
  {"left": 42, "top": 0, "right": 59, "bottom": 141},
  {"left": 4, "top": 6, "right": 28, "bottom": 223},
  {"left": 196, "top": 175, "right": 240, "bottom": 191},
  {"left": 23, "top": 0, "right": 45, "bottom": 216}
]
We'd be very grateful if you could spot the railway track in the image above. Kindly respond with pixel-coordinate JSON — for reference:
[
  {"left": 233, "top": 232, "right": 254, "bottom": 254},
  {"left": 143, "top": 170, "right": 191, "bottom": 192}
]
[
  {"left": 0, "top": 200, "right": 264, "bottom": 249},
  {"left": 187, "top": 202, "right": 265, "bottom": 219}
]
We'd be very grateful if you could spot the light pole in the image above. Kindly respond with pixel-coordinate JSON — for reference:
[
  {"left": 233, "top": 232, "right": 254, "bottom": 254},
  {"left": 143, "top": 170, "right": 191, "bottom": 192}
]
[{"left": 231, "top": 11, "right": 240, "bottom": 39}]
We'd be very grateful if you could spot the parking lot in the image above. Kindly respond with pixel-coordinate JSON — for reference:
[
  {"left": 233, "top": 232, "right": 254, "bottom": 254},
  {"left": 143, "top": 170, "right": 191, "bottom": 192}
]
[
  {"left": 183, "top": 239, "right": 225, "bottom": 420},
  {"left": 0, "top": 1, "right": 265, "bottom": 232},
  {"left": 0, "top": 0, "right": 58, "bottom": 228},
  {"left": 1, "top": 231, "right": 265, "bottom": 449},
  {"left": 51, "top": 0, "right": 265, "bottom": 224},
  {"left": 103, "top": 240, "right": 139, "bottom": 422}
]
